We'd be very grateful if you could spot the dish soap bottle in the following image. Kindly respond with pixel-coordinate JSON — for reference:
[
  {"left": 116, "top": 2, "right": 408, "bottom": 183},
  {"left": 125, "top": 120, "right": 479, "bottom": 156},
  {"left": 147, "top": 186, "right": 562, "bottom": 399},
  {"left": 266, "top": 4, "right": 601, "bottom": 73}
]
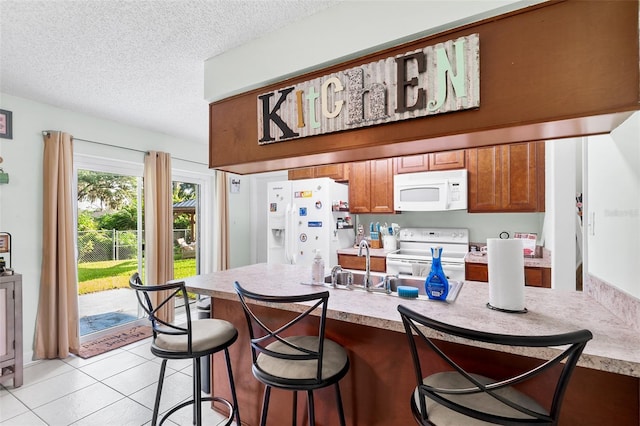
[
  {"left": 311, "top": 250, "right": 325, "bottom": 284},
  {"left": 425, "top": 246, "right": 449, "bottom": 301}
]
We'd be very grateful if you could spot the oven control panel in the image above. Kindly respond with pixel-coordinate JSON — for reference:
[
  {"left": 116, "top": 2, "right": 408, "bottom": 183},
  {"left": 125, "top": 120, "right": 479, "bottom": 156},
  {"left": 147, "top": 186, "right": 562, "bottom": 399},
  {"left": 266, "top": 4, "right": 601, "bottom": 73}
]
[{"left": 399, "top": 227, "right": 469, "bottom": 244}]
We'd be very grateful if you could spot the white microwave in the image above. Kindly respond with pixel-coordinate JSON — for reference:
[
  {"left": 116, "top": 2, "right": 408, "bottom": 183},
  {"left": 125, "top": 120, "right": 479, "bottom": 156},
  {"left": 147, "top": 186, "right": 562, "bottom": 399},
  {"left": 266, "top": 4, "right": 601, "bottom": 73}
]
[{"left": 394, "top": 169, "right": 468, "bottom": 211}]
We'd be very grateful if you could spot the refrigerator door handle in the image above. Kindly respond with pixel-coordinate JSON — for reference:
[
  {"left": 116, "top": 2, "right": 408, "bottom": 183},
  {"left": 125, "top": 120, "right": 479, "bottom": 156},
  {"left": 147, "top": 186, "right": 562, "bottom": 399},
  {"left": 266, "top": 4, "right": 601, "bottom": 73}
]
[
  {"left": 289, "top": 203, "right": 297, "bottom": 264},
  {"left": 285, "top": 203, "right": 291, "bottom": 263}
]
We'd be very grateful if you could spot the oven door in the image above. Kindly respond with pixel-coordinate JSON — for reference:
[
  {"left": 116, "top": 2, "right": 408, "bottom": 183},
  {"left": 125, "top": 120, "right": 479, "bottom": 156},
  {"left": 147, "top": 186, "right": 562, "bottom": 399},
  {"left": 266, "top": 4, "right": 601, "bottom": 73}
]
[
  {"left": 386, "top": 257, "right": 430, "bottom": 276},
  {"left": 386, "top": 258, "right": 465, "bottom": 282}
]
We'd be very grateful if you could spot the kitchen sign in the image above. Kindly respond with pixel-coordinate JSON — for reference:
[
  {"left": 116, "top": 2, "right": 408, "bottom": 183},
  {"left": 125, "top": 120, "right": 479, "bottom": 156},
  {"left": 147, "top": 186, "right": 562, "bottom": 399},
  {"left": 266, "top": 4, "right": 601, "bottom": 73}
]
[{"left": 258, "top": 33, "right": 479, "bottom": 144}]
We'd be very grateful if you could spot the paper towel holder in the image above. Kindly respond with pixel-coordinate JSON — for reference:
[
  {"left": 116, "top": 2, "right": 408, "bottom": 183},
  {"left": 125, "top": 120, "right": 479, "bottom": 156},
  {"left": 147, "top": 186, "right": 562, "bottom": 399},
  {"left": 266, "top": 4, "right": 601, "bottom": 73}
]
[{"left": 486, "top": 302, "right": 527, "bottom": 314}]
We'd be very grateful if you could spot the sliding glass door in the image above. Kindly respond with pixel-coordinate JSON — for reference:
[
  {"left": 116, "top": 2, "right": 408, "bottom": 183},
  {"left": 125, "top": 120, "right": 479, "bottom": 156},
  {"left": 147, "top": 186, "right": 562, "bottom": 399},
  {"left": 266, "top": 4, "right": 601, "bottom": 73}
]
[{"left": 75, "top": 157, "right": 145, "bottom": 341}]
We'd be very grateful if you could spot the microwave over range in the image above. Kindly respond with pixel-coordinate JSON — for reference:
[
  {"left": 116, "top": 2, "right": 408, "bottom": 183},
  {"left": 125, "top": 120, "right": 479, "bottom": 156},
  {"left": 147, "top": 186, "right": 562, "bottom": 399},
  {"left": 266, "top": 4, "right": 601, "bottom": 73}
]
[{"left": 393, "top": 169, "right": 468, "bottom": 212}]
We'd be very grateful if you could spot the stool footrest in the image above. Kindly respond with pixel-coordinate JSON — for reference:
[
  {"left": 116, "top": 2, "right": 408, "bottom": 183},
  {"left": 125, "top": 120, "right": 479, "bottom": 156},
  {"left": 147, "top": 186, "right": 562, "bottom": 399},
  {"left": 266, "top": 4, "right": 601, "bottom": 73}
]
[{"left": 158, "top": 396, "right": 236, "bottom": 426}]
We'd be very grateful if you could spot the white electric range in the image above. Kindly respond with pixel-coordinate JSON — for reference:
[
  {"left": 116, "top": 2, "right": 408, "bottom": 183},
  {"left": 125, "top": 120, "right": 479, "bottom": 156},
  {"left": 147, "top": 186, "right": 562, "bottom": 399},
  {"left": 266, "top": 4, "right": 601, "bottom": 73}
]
[{"left": 385, "top": 227, "right": 469, "bottom": 281}]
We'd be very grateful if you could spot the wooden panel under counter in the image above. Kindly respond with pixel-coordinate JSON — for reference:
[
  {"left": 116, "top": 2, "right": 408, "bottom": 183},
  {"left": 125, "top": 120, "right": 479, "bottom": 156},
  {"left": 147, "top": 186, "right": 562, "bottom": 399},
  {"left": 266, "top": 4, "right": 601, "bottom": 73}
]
[
  {"left": 465, "top": 250, "right": 552, "bottom": 288},
  {"left": 337, "top": 250, "right": 387, "bottom": 273}
]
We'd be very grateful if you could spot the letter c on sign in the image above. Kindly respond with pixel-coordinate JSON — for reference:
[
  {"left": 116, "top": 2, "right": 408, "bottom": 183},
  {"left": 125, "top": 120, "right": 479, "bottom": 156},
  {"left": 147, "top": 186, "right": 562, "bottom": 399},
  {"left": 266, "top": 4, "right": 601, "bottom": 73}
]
[{"left": 321, "top": 77, "right": 344, "bottom": 119}]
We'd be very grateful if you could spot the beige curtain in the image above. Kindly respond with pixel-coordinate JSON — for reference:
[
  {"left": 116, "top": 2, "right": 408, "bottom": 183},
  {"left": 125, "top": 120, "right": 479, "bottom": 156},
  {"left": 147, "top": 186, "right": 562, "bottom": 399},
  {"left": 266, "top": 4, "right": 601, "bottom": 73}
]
[
  {"left": 215, "top": 170, "right": 230, "bottom": 271},
  {"left": 144, "top": 151, "right": 174, "bottom": 323},
  {"left": 34, "top": 131, "right": 79, "bottom": 359}
]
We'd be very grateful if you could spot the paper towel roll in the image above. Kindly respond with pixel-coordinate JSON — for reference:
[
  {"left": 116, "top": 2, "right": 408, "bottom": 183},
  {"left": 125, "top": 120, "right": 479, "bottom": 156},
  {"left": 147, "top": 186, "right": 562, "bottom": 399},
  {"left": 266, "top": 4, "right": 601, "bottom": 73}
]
[{"left": 487, "top": 238, "right": 526, "bottom": 311}]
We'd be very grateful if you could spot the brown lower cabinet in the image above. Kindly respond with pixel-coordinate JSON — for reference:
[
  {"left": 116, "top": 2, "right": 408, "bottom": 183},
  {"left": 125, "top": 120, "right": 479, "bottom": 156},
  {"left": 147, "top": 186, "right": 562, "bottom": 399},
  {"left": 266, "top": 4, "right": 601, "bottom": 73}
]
[
  {"left": 337, "top": 253, "right": 386, "bottom": 272},
  {"left": 465, "top": 262, "right": 551, "bottom": 288}
]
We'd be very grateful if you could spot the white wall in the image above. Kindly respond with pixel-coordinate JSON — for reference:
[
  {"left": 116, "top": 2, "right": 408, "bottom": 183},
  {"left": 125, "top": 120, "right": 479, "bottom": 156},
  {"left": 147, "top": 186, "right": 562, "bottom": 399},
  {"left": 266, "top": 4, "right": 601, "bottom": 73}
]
[
  {"left": 204, "top": 0, "right": 540, "bottom": 101},
  {"left": 543, "top": 138, "right": 579, "bottom": 291},
  {"left": 587, "top": 112, "right": 640, "bottom": 298},
  {"left": 0, "top": 93, "right": 222, "bottom": 363},
  {"left": 227, "top": 172, "right": 252, "bottom": 268},
  {"left": 353, "top": 211, "right": 544, "bottom": 245}
]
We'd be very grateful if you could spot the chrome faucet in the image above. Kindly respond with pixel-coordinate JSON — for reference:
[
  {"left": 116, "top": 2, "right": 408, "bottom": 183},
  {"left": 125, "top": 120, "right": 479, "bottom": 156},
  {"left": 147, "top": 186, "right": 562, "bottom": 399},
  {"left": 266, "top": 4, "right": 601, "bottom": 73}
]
[
  {"left": 330, "top": 265, "right": 353, "bottom": 289},
  {"left": 358, "top": 239, "right": 371, "bottom": 289},
  {"left": 330, "top": 265, "right": 343, "bottom": 288}
]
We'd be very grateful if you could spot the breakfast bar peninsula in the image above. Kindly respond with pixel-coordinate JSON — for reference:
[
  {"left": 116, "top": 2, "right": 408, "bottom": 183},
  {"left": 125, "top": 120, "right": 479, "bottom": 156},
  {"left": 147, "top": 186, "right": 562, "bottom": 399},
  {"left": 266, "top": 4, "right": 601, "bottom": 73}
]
[{"left": 179, "top": 263, "right": 640, "bottom": 425}]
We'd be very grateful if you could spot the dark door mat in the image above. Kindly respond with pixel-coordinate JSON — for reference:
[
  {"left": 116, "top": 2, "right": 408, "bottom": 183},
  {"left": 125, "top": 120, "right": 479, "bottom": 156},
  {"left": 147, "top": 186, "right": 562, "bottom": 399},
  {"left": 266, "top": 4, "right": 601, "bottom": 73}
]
[{"left": 77, "top": 325, "right": 152, "bottom": 359}]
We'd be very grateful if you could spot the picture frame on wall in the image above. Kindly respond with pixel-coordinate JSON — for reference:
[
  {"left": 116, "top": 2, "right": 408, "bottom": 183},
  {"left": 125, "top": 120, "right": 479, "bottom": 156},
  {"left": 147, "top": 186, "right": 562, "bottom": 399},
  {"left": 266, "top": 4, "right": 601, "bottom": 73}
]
[
  {"left": 0, "top": 109, "right": 13, "bottom": 140},
  {"left": 0, "top": 234, "right": 9, "bottom": 253}
]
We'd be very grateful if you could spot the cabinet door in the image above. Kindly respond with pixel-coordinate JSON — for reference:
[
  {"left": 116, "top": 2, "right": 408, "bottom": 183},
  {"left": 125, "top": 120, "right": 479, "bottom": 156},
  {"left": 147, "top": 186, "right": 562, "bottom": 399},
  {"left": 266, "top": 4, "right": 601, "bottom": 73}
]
[
  {"left": 314, "top": 164, "right": 348, "bottom": 181},
  {"left": 0, "top": 280, "right": 16, "bottom": 363},
  {"left": 467, "top": 146, "right": 502, "bottom": 212},
  {"left": 465, "top": 262, "right": 489, "bottom": 282},
  {"left": 395, "top": 150, "right": 465, "bottom": 174},
  {"left": 429, "top": 150, "right": 465, "bottom": 170},
  {"left": 369, "top": 159, "right": 394, "bottom": 213},
  {"left": 524, "top": 267, "right": 551, "bottom": 288},
  {"left": 288, "top": 167, "right": 315, "bottom": 180},
  {"left": 395, "top": 154, "right": 429, "bottom": 174},
  {"left": 348, "top": 161, "right": 371, "bottom": 213},
  {"left": 501, "top": 143, "right": 539, "bottom": 211},
  {"left": 467, "top": 142, "right": 544, "bottom": 213}
]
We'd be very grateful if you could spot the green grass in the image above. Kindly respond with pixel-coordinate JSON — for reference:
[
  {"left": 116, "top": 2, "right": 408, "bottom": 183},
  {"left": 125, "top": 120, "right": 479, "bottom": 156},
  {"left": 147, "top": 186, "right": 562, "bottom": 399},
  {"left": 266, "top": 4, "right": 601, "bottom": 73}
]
[{"left": 78, "top": 258, "right": 197, "bottom": 294}]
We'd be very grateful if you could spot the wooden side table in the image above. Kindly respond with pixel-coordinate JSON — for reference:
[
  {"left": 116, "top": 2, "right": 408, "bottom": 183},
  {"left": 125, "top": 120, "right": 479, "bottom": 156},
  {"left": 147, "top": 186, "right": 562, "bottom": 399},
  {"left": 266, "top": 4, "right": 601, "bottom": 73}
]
[{"left": 0, "top": 273, "right": 22, "bottom": 388}]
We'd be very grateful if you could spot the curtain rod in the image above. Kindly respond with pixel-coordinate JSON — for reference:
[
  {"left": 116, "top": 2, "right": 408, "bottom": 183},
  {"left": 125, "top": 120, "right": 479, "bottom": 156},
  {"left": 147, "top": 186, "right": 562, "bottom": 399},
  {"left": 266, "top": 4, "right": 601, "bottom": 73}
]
[{"left": 41, "top": 131, "right": 209, "bottom": 166}]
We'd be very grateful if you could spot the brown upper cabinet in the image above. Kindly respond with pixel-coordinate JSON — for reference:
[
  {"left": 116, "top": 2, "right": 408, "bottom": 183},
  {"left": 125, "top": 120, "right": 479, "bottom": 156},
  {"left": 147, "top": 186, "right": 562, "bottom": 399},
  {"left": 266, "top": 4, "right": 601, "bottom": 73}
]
[
  {"left": 288, "top": 164, "right": 349, "bottom": 182},
  {"left": 467, "top": 142, "right": 545, "bottom": 213},
  {"left": 348, "top": 159, "right": 395, "bottom": 214},
  {"left": 395, "top": 150, "right": 465, "bottom": 174}
]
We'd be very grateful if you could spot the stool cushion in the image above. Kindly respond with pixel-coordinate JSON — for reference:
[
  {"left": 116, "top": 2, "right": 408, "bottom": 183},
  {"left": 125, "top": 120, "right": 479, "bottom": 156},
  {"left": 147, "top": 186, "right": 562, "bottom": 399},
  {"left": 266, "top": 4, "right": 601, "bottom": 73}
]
[
  {"left": 256, "top": 336, "right": 348, "bottom": 381},
  {"left": 155, "top": 319, "right": 236, "bottom": 353},
  {"left": 414, "top": 372, "right": 548, "bottom": 425}
]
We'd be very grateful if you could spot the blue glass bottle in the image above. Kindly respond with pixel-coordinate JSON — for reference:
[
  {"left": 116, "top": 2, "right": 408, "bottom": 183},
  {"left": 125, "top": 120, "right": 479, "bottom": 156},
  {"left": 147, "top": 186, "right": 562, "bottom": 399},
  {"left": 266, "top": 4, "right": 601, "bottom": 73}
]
[{"left": 425, "top": 247, "right": 449, "bottom": 300}]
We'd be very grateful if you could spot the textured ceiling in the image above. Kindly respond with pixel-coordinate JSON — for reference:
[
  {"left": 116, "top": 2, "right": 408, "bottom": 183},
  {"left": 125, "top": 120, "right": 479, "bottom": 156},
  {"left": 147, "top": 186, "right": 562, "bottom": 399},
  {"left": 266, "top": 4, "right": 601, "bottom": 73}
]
[{"left": 0, "top": 0, "right": 340, "bottom": 144}]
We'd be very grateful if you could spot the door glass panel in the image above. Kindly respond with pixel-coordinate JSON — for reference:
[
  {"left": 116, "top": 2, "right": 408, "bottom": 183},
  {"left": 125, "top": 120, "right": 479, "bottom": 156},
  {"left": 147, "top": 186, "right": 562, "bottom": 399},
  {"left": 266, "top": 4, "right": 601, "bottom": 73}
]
[{"left": 77, "top": 169, "right": 144, "bottom": 339}]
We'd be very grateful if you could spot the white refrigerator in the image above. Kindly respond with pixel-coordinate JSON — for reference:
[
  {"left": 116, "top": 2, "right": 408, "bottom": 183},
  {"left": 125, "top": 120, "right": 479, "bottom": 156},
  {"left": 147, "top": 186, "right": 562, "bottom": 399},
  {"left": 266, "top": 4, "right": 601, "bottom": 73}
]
[{"left": 267, "top": 177, "right": 354, "bottom": 268}]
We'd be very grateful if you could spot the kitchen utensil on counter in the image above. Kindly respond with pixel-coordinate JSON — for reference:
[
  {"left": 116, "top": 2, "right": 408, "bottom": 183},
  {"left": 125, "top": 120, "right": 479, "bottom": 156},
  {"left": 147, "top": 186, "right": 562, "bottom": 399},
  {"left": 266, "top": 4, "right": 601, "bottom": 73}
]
[
  {"left": 382, "top": 235, "right": 397, "bottom": 252},
  {"left": 369, "top": 222, "right": 381, "bottom": 248}
]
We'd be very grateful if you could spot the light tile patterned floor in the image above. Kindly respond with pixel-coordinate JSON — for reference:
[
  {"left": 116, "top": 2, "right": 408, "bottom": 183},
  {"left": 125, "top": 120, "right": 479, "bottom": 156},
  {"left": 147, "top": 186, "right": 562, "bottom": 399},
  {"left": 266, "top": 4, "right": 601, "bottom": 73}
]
[{"left": 0, "top": 336, "right": 236, "bottom": 426}]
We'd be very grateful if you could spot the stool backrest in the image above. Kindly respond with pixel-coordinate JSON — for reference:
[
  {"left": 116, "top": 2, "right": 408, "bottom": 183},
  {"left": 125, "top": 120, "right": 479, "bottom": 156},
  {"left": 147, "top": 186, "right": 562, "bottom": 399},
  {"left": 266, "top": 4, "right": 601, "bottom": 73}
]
[
  {"left": 397, "top": 304, "right": 593, "bottom": 425},
  {"left": 129, "top": 272, "right": 194, "bottom": 353},
  {"left": 234, "top": 281, "right": 330, "bottom": 382}
]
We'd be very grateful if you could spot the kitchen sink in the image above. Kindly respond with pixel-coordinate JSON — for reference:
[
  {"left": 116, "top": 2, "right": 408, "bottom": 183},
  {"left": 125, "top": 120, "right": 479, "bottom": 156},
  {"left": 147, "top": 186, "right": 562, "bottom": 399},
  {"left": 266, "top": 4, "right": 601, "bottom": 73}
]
[{"left": 324, "top": 269, "right": 463, "bottom": 302}]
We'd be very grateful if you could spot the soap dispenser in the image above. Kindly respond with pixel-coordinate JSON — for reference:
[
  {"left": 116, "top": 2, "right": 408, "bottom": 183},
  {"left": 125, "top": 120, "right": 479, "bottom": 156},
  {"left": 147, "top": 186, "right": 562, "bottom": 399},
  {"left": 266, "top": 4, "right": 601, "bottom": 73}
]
[
  {"left": 311, "top": 250, "right": 325, "bottom": 284},
  {"left": 425, "top": 246, "right": 449, "bottom": 300}
]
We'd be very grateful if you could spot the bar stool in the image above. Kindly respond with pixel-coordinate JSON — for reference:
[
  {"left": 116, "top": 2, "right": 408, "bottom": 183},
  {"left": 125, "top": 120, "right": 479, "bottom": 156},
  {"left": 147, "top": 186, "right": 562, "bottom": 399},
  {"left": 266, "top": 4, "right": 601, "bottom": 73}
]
[
  {"left": 234, "top": 281, "right": 350, "bottom": 426},
  {"left": 129, "top": 273, "right": 240, "bottom": 426},
  {"left": 397, "top": 304, "right": 592, "bottom": 425}
]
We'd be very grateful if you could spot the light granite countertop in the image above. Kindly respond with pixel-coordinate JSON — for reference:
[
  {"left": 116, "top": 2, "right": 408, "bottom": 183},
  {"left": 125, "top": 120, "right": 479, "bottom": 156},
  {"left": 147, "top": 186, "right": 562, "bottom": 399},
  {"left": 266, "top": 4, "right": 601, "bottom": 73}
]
[
  {"left": 178, "top": 263, "right": 640, "bottom": 378},
  {"left": 338, "top": 246, "right": 553, "bottom": 268},
  {"left": 465, "top": 248, "right": 552, "bottom": 268}
]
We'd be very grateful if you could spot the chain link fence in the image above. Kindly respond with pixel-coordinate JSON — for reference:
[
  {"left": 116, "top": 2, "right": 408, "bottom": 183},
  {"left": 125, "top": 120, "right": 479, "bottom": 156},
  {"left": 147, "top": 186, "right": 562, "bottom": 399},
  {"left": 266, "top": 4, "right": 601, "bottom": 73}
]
[{"left": 78, "top": 229, "right": 191, "bottom": 263}]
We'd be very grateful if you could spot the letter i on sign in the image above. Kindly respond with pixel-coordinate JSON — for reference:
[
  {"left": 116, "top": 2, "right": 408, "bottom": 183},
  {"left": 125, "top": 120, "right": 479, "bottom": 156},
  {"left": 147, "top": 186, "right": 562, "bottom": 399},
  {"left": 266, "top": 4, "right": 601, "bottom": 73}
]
[{"left": 296, "top": 90, "right": 305, "bottom": 128}]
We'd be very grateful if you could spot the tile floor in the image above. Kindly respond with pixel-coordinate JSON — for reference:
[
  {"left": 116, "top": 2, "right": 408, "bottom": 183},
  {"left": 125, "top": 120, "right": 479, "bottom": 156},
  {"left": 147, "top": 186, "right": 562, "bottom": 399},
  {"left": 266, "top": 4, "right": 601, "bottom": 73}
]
[{"left": 0, "top": 336, "right": 236, "bottom": 426}]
